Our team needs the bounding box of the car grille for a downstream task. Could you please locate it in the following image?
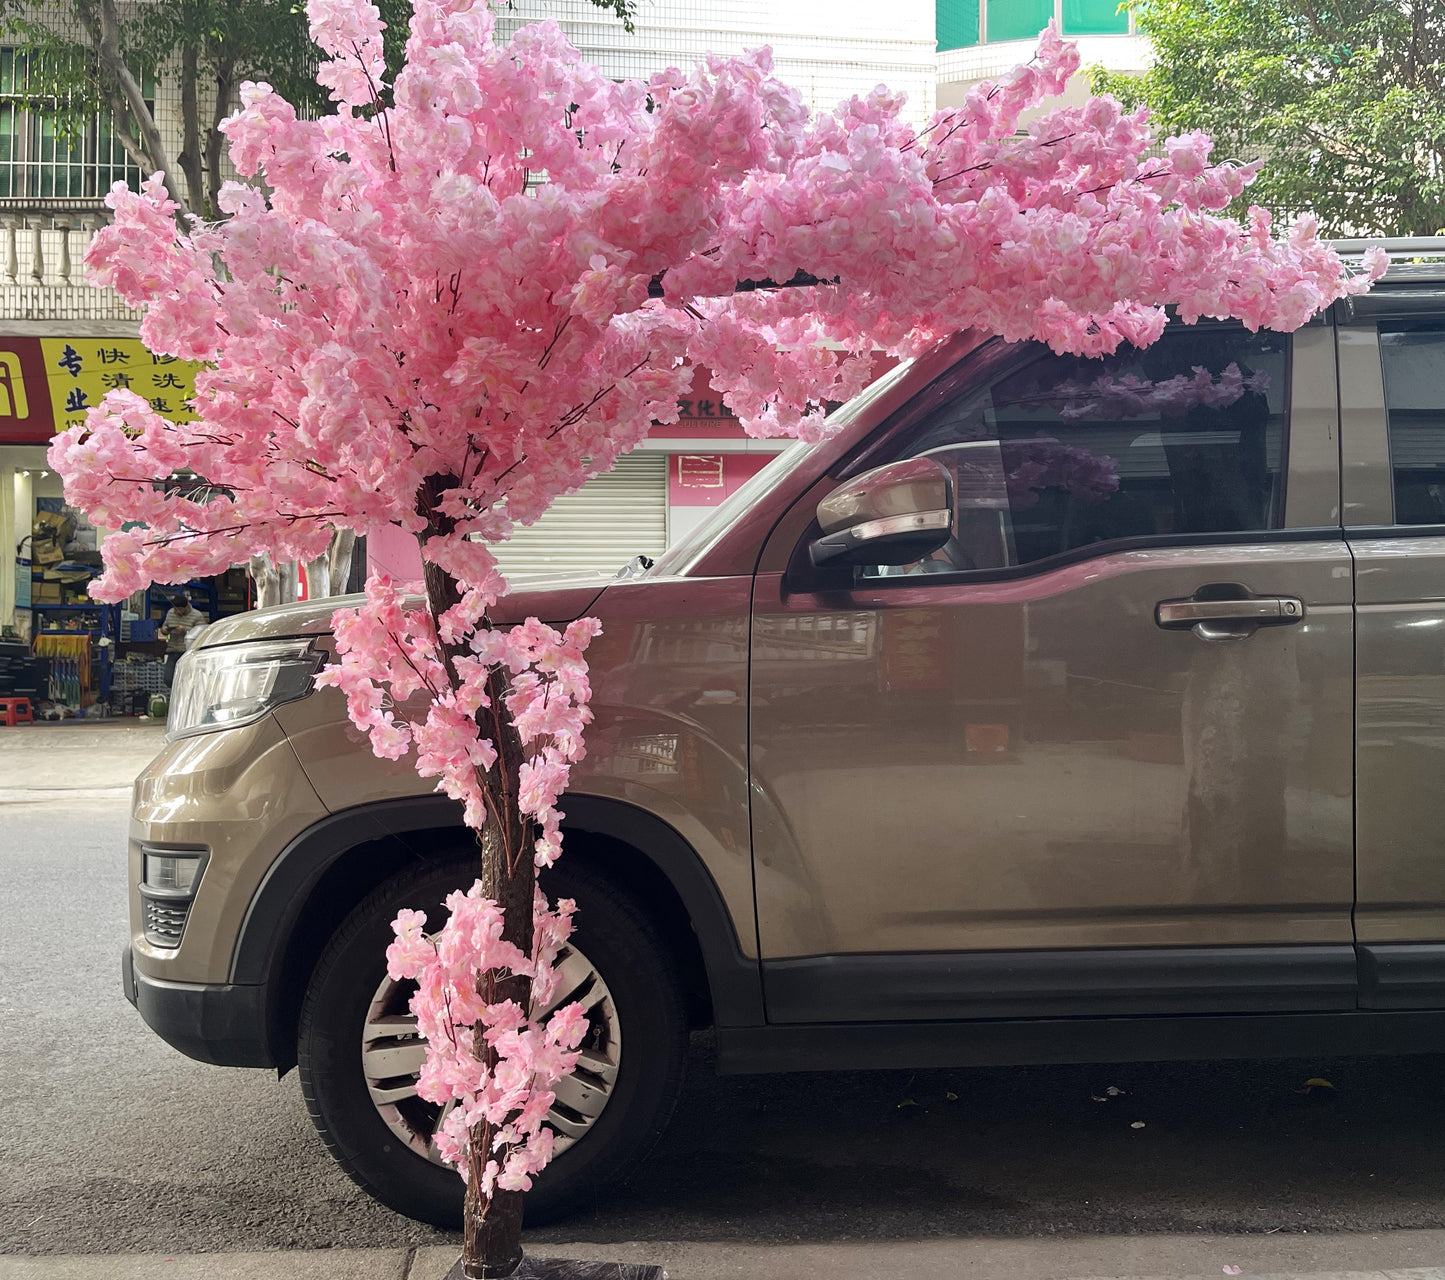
[143,897,192,948]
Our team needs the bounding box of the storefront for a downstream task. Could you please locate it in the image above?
[0,332,236,717]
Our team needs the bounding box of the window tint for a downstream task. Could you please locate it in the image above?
[864,326,1290,578]
[1380,324,1445,526]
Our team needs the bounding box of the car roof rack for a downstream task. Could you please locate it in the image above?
[1329,236,1445,260]
[1326,237,1445,288]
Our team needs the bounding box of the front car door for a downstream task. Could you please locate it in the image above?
[749,321,1357,1023]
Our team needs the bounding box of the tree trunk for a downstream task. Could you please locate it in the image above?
[305,530,357,600]
[248,555,298,608]
[205,53,237,218]
[90,0,187,211]
[177,41,206,217]
[419,475,534,1279]
[461,799,533,1280]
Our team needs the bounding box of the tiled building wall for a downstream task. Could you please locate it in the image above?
[497,0,937,126]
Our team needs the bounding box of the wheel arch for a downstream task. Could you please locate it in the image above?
[233,794,763,1072]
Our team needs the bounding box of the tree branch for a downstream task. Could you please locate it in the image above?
[645,266,837,299]
[88,0,187,211]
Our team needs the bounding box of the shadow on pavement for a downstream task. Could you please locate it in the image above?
[528,1034,1445,1244]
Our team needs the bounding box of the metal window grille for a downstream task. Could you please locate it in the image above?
[0,48,151,200]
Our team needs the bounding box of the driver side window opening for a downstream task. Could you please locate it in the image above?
[864,326,1291,579]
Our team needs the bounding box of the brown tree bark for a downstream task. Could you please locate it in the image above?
[177,41,206,216]
[418,474,535,1279]
[205,53,238,218]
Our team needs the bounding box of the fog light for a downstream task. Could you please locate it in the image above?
[140,847,208,948]
[144,852,204,892]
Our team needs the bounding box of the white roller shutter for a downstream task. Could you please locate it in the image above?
[491,451,669,582]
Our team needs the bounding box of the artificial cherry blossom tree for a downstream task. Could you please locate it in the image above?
[50,1,1383,1274]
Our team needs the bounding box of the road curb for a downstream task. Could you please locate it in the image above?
[6,1238,1445,1280]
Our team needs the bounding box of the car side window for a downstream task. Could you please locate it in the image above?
[1380,323,1445,526]
[862,326,1290,578]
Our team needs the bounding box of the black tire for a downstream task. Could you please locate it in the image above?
[297,852,689,1227]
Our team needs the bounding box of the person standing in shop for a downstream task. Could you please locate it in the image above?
[161,592,207,690]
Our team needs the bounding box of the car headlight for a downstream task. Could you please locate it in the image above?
[167,638,323,739]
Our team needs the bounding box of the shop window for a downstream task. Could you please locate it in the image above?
[1380,323,1445,526]
[863,325,1290,578]
[0,48,151,200]
[1062,0,1130,35]
[937,0,981,50]
[985,0,1054,43]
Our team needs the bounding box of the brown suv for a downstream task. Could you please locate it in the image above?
[124,250,1445,1226]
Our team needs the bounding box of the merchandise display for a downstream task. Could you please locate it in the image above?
[5,485,246,718]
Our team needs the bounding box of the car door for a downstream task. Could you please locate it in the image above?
[748,320,1358,1023]
[1341,297,1445,1009]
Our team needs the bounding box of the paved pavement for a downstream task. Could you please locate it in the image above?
[0,718,166,799]
[5,1237,1445,1279]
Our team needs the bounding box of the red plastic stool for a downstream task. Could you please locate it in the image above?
[0,697,33,726]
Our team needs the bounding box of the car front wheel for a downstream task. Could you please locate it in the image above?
[297,852,689,1226]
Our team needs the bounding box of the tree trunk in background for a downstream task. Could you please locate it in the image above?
[305,529,357,600]
[89,0,186,210]
[248,556,298,608]
[205,53,237,218]
[177,41,205,215]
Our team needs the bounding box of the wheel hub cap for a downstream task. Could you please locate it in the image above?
[361,942,622,1166]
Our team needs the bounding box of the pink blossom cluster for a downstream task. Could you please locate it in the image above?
[324,574,600,1186]
[1051,363,1271,421]
[385,883,587,1192]
[316,574,598,860]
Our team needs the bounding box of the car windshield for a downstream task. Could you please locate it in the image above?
[648,439,817,577]
[649,356,919,577]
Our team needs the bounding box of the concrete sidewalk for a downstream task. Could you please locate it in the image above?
[5,1235,1445,1280]
[0,719,167,799]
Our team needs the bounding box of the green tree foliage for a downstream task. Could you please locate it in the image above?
[3,0,637,218]
[1090,0,1445,237]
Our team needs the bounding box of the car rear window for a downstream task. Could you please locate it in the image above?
[1380,322,1445,526]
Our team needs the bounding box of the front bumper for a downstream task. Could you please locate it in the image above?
[122,946,276,1069]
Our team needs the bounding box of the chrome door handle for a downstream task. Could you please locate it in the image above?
[1156,597,1304,627]
[1156,594,1305,639]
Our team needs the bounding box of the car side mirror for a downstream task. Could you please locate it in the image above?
[809,457,954,568]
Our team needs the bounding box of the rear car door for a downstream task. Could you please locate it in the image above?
[748,321,1358,1023]
[1342,288,1445,1008]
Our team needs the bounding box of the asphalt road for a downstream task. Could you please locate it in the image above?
[6,793,1445,1257]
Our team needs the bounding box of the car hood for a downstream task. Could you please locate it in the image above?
[194,570,614,648]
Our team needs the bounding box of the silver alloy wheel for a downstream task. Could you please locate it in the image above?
[361,942,623,1166]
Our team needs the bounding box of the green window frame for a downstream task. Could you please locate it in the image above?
[985,0,1055,43]
[1062,0,1130,35]
[939,1,1134,46]
[937,0,981,50]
